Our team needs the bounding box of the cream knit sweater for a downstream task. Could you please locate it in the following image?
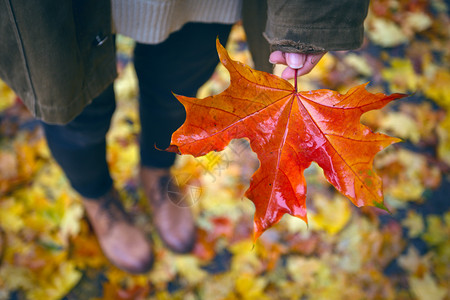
[112,0,242,44]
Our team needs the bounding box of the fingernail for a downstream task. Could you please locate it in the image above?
[286,53,304,69]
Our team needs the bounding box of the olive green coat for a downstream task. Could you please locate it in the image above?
[0,0,369,124]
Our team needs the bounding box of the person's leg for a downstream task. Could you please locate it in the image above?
[41,84,153,273]
[134,22,233,168]
[134,22,233,253]
[42,84,116,198]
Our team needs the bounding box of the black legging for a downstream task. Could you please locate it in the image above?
[42,22,232,198]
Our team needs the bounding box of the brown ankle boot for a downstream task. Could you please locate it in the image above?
[82,188,153,273]
[140,167,196,253]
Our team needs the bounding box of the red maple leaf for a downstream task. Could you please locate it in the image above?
[167,40,406,239]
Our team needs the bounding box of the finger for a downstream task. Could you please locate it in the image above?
[295,52,326,76]
[280,52,327,79]
[269,51,286,64]
[280,67,297,80]
[285,53,306,69]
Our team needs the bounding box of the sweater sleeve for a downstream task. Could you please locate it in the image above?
[264,0,370,54]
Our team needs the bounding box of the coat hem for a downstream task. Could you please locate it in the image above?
[35,60,117,125]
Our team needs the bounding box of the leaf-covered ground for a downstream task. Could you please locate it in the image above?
[0,1,449,299]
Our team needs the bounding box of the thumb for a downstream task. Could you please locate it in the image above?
[285,53,306,69]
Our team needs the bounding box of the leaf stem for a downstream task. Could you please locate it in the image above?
[294,69,298,92]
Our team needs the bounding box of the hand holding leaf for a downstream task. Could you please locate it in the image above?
[167,40,406,238]
[269,51,327,79]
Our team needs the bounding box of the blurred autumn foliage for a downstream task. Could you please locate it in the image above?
[0,1,449,299]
